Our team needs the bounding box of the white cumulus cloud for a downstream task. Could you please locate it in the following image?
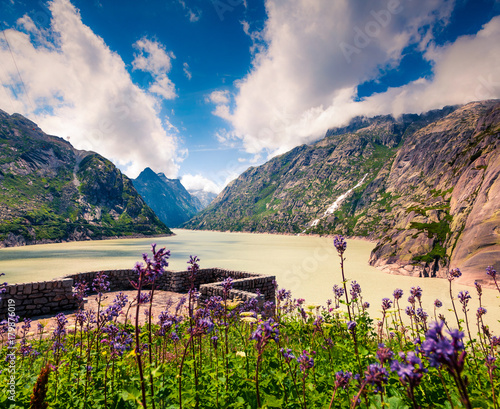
[216,0,500,157]
[132,37,176,100]
[0,0,179,178]
[181,174,223,194]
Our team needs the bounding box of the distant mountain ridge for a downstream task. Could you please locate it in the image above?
[0,110,171,246]
[132,168,201,227]
[184,100,500,285]
[188,189,217,210]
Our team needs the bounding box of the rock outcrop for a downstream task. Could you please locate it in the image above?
[0,110,171,246]
[184,101,500,284]
[132,168,201,227]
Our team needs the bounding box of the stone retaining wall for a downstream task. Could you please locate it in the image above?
[0,279,77,317]
[0,268,275,318]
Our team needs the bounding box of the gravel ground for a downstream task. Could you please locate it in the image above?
[23,290,187,336]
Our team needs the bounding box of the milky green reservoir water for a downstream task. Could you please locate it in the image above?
[0,229,498,331]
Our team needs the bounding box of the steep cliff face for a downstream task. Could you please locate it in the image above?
[0,110,170,246]
[369,101,500,285]
[184,101,500,284]
[132,168,200,227]
[184,106,457,234]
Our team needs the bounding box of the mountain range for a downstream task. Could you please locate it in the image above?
[184,100,500,285]
[0,109,171,246]
[132,167,204,228]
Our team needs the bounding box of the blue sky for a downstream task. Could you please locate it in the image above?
[1,0,500,193]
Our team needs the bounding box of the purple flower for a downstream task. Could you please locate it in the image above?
[376,344,394,365]
[410,286,422,300]
[102,324,133,358]
[332,284,344,308]
[53,313,68,338]
[137,292,151,304]
[448,268,462,281]
[364,363,388,394]
[416,308,428,320]
[474,281,482,296]
[350,281,361,301]
[333,284,344,298]
[363,302,370,309]
[434,299,442,308]
[486,355,497,370]
[381,298,392,311]
[134,245,170,286]
[393,289,403,300]
[420,321,465,371]
[405,306,415,316]
[486,266,497,278]
[334,371,352,389]
[281,348,295,363]
[72,282,88,305]
[92,272,110,294]
[191,317,214,336]
[347,320,357,331]
[296,350,314,373]
[250,318,279,352]
[457,291,471,308]
[277,288,291,302]
[334,235,347,254]
[476,307,487,318]
[211,335,218,348]
[104,292,128,321]
[221,277,233,295]
[390,351,427,388]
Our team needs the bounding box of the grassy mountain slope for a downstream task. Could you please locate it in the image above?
[184,101,500,283]
[0,110,170,246]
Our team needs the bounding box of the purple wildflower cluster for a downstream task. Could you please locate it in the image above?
[381,298,392,312]
[72,281,88,306]
[332,284,344,308]
[104,292,128,322]
[457,291,471,309]
[350,281,361,301]
[486,266,496,278]
[364,363,389,394]
[250,318,279,352]
[133,244,170,287]
[280,348,295,364]
[92,272,110,295]
[101,324,134,358]
[448,267,462,281]
[296,350,315,373]
[390,351,427,394]
[420,321,465,370]
[393,288,403,300]
[334,370,352,389]
[333,235,347,254]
